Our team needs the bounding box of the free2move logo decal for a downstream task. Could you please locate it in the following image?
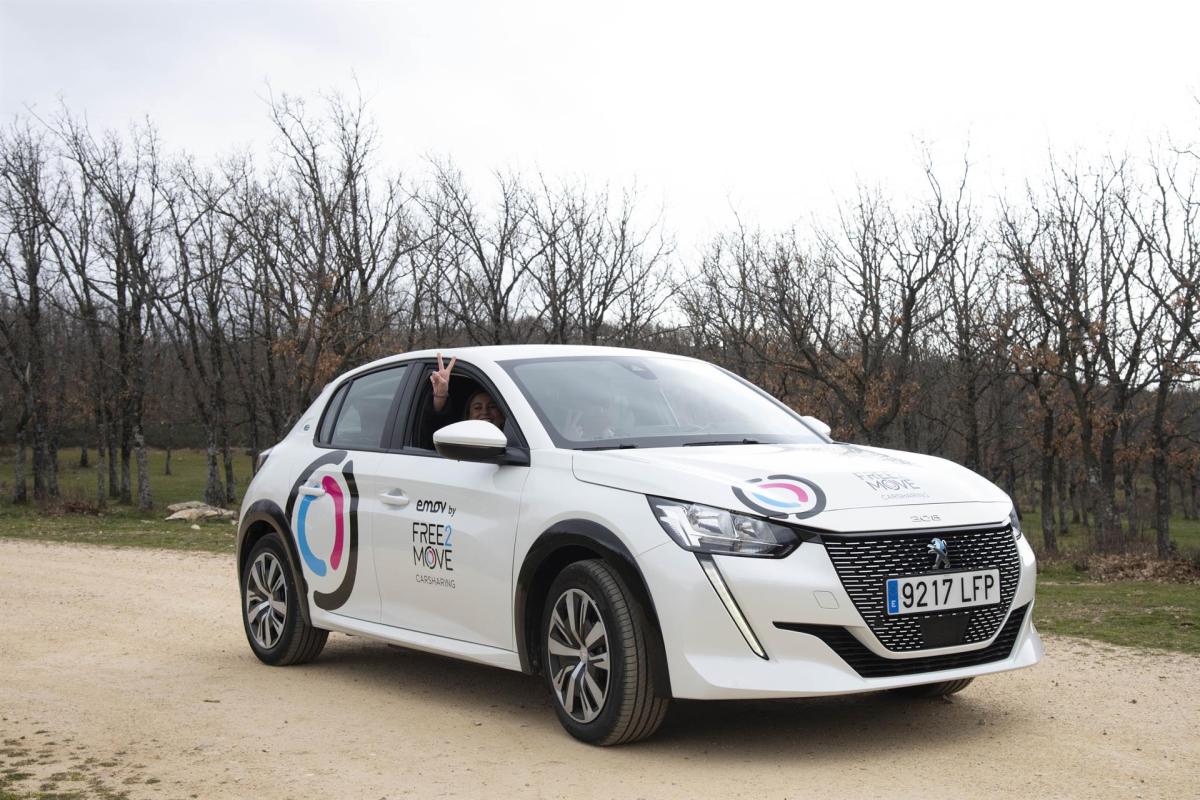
[732,474,826,519]
[285,450,360,612]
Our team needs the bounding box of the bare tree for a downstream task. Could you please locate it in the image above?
[529,180,671,345]
[420,164,543,345]
[161,158,240,505]
[1124,154,1200,556]
[54,112,166,510]
[0,122,62,502]
[1001,159,1155,552]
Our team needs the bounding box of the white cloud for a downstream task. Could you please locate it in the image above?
[3,0,1198,247]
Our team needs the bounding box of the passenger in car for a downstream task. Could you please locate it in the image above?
[429,353,506,430]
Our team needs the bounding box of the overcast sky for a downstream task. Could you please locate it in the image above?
[3,0,1199,250]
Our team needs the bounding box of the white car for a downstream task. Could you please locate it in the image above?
[237,345,1041,744]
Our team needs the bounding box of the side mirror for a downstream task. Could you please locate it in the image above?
[433,420,509,462]
[801,415,832,439]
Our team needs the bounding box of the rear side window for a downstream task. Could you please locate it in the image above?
[324,366,408,450]
[317,383,350,443]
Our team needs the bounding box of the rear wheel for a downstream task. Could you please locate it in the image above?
[241,533,327,666]
[892,677,974,698]
[541,559,669,745]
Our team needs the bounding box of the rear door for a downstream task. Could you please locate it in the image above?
[368,358,531,650]
[290,364,410,623]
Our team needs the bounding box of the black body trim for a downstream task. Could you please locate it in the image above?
[797,520,1010,540]
[312,459,361,611]
[237,499,313,626]
[313,362,415,453]
[514,520,670,695]
[774,603,1030,679]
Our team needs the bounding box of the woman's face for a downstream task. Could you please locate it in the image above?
[467,392,506,429]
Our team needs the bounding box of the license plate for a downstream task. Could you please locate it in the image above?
[885,569,1000,616]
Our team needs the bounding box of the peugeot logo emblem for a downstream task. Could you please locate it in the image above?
[927,537,951,570]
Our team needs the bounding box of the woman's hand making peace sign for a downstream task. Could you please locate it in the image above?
[430,352,456,413]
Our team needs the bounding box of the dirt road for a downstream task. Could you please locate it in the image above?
[1,539,1195,799]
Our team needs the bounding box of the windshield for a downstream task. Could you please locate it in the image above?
[501,356,825,449]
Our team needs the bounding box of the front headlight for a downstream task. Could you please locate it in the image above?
[649,496,801,558]
[1009,507,1023,540]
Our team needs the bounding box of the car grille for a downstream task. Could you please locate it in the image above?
[820,524,1021,652]
[774,604,1030,678]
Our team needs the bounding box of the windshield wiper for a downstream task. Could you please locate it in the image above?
[577,443,639,451]
[682,438,761,447]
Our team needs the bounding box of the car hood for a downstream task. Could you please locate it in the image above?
[572,442,1012,532]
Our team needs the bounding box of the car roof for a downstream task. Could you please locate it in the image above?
[345,344,698,378]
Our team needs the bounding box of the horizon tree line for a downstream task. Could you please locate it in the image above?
[1,94,1198,559]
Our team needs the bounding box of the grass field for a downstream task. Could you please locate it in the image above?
[0,448,239,553]
[1034,563,1199,653]
[0,449,1196,654]
[1021,507,1200,559]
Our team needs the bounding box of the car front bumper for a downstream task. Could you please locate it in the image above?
[638,529,1042,700]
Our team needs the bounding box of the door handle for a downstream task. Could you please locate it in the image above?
[380,489,410,508]
[298,484,326,497]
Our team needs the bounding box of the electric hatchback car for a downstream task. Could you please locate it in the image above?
[237,345,1041,744]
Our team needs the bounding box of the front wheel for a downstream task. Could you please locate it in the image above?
[241,533,327,666]
[541,559,669,745]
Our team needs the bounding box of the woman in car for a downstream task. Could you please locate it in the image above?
[430,353,506,429]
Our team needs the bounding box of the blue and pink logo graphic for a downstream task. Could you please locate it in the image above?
[732,474,826,519]
[286,451,360,612]
[297,475,346,577]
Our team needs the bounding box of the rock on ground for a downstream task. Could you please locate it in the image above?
[164,503,236,522]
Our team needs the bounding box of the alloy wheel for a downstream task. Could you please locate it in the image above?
[546,588,611,723]
[246,551,288,650]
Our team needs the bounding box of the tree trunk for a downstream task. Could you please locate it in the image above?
[962,379,981,473]
[1069,474,1081,524]
[30,401,57,502]
[1191,470,1200,522]
[79,443,89,469]
[106,424,120,500]
[1096,427,1121,552]
[13,418,28,504]
[1040,409,1058,556]
[119,434,132,505]
[94,427,106,509]
[203,434,224,507]
[1122,462,1138,542]
[1005,463,1019,518]
[1152,445,1172,559]
[164,447,173,476]
[222,444,236,506]
[1055,457,1069,537]
[134,425,152,511]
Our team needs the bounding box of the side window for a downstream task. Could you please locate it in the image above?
[317,383,350,444]
[401,364,521,452]
[325,366,408,451]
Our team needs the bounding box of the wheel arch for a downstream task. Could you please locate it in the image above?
[237,499,313,626]
[514,519,671,696]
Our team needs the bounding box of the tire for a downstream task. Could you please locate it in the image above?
[540,559,669,745]
[241,533,328,666]
[892,677,975,698]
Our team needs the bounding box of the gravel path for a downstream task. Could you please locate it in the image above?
[1,539,1195,799]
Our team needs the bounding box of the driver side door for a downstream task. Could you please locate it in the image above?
[367,359,531,650]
